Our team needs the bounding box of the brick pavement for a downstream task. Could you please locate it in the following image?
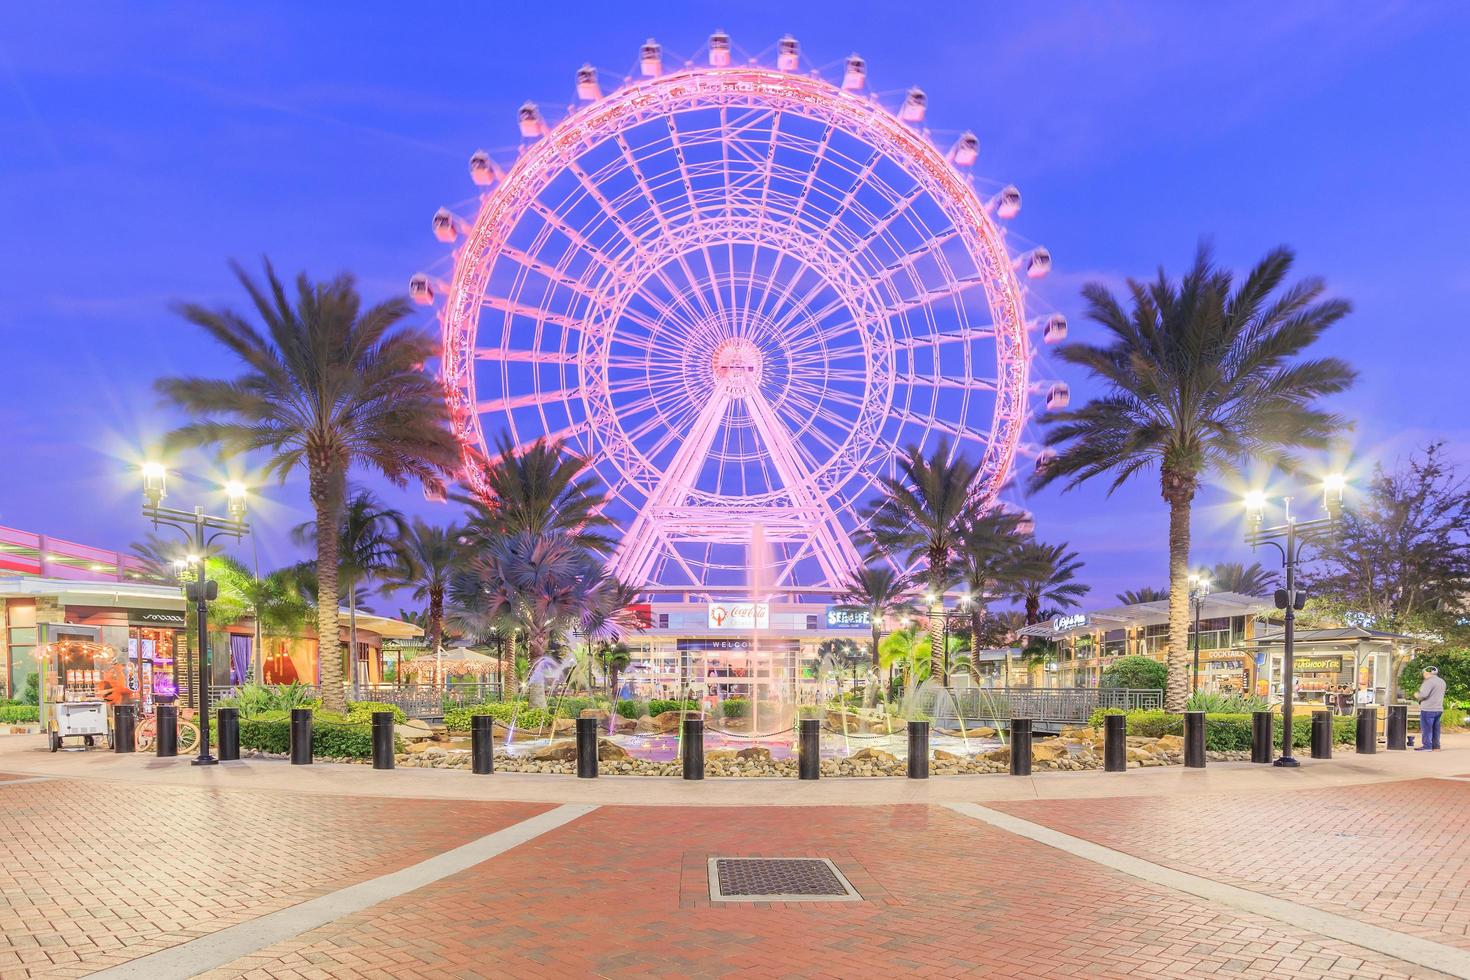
[208,804,1441,979]
[0,775,549,979]
[994,778,1470,957]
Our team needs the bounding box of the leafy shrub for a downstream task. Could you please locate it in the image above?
[615,699,644,719]
[1185,690,1269,713]
[1086,708,1355,750]
[216,681,318,718]
[1409,706,1466,730]
[345,701,406,724]
[443,700,555,733]
[237,708,393,759]
[647,699,697,716]
[0,704,39,723]
[22,674,39,706]
[1400,651,1470,703]
[1100,656,1167,691]
[720,698,749,719]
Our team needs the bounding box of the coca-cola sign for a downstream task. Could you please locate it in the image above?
[706,602,769,630]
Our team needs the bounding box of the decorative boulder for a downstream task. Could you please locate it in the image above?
[706,749,738,762]
[396,719,434,742]
[1030,741,1068,763]
[736,747,772,762]
[850,747,897,764]
[932,749,964,762]
[651,710,685,733]
[635,714,658,733]
[579,708,610,724]
[596,738,629,761]
[530,741,578,762]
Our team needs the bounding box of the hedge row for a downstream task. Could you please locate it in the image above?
[237,709,397,759]
[444,700,554,733]
[0,704,39,723]
[1087,709,1357,751]
[614,698,698,719]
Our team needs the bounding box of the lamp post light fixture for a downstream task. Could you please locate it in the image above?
[1244,475,1346,768]
[1188,573,1212,694]
[140,463,251,766]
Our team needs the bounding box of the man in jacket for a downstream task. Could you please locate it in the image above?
[1415,666,1447,751]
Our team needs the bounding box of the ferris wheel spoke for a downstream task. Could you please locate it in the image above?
[474,347,580,365]
[476,387,584,415]
[505,420,592,457]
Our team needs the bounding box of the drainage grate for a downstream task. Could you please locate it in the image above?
[708,857,862,902]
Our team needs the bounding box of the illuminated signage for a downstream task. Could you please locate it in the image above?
[825,607,871,629]
[707,602,769,630]
[1052,614,1090,632]
[1295,656,1343,673]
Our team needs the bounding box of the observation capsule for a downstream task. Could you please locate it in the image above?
[777,35,800,71]
[900,87,927,123]
[842,54,867,91]
[641,39,662,77]
[951,131,978,167]
[1046,383,1070,411]
[709,29,731,66]
[1043,314,1068,345]
[432,208,457,243]
[576,64,601,100]
[409,274,434,306]
[468,149,495,186]
[518,102,545,138]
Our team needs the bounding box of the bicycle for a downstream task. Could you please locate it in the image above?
[134,707,200,754]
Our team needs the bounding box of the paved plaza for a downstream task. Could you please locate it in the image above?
[3,737,1470,979]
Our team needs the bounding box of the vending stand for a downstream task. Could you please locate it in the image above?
[39,639,126,751]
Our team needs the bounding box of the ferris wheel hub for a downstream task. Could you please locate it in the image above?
[710,337,765,396]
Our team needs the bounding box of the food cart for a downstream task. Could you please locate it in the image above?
[39,640,127,751]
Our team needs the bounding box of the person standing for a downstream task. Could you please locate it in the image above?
[1415,665,1447,751]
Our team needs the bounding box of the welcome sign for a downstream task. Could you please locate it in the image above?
[707,603,769,630]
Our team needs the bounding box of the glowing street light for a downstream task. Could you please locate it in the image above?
[1188,573,1212,693]
[142,462,168,507]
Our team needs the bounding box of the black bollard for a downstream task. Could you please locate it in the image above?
[217,707,239,761]
[798,718,820,780]
[371,711,394,770]
[112,704,135,753]
[290,708,313,765]
[1311,710,1333,759]
[1010,718,1032,776]
[682,714,704,780]
[155,704,178,758]
[471,714,494,774]
[1356,707,1377,754]
[906,720,929,779]
[1251,710,1274,764]
[1184,711,1206,768]
[1104,713,1127,772]
[576,717,598,778]
[1386,704,1407,751]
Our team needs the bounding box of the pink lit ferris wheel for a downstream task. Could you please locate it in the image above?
[426,33,1047,592]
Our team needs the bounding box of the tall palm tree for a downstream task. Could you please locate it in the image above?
[157,260,457,712]
[1205,561,1278,596]
[214,557,309,682]
[1115,586,1168,605]
[295,490,406,697]
[834,565,912,671]
[863,438,984,683]
[599,641,633,702]
[459,434,615,552]
[1033,243,1356,710]
[388,518,467,671]
[1010,541,1090,626]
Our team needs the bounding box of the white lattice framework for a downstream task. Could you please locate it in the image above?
[437,55,1033,591]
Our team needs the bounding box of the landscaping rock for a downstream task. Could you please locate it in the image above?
[579,708,610,723]
[1030,741,1068,763]
[651,710,685,733]
[530,741,578,762]
[597,738,629,762]
[635,714,658,733]
[849,747,897,764]
[933,749,964,762]
[736,747,772,762]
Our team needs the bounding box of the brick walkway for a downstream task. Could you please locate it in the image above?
[208,804,1441,979]
[0,773,548,978]
[994,778,1470,957]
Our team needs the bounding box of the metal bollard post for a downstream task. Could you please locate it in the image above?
[906,720,929,779]
[290,708,313,765]
[1184,710,1206,768]
[217,707,240,761]
[1356,707,1377,754]
[471,714,494,774]
[576,717,598,778]
[1385,704,1407,751]
[1251,710,1274,764]
[1010,718,1032,776]
[371,711,394,770]
[681,714,704,780]
[112,704,136,753]
[156,704,178,758]
[1104,713,1126,772]
[1311,710,1333,759]
[798,718,820,780]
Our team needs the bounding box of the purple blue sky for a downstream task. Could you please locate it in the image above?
[2,3,1467,609]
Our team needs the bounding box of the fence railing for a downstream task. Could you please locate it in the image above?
[926,687,1163,726]
[207,683,504,718]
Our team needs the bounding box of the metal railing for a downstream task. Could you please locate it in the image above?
[206,682,504,718]
[924,687,1162,726]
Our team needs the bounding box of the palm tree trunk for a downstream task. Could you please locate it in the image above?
[427,585,444,664]
[348,587,359,701]
[1163,473,1195,713]
[311,470,346,714]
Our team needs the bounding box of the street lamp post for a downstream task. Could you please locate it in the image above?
[1244,476,1344,768]
[1189,574,1212,694]
[141,464,250,766]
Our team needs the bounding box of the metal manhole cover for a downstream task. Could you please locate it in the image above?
[708,857,862,902]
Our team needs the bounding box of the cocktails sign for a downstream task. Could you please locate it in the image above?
[707,603,769,630]
[1052,613,1090,633]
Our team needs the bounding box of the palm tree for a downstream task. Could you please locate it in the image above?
[1033,243,1355,710]
[295,490,406,698]
[863,438,984,683]
[459,434,615,552]
[214,558,309,682]
[388,518,467,673]
[834,565,911,672]
[1115,586,1168,605]
[878,628,926,690]
[955,509,1035,661]
[599,641,633,702]
[1010,542,1089,627]
[1205,561,1278,596]
[157,260,457,712]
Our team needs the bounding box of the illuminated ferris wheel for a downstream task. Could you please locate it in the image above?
[422,32,1051,591]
